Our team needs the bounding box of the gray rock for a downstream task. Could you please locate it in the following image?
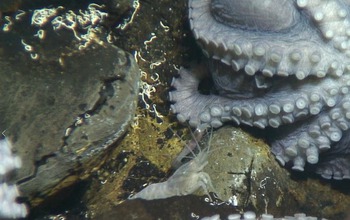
[0,9,140,205]
[204,127,295,211]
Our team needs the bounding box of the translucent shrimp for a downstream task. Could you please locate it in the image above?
[129,130,215,200]
[171,125,208,168]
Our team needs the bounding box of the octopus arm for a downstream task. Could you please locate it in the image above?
[271,98,350,177]
[170,68,349,130]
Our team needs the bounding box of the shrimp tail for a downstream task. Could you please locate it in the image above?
[128,181,174,200]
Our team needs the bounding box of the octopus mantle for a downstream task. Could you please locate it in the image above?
[169,0,350,180]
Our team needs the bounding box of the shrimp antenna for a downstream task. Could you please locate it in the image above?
[167,126,197,159]
[171,124,209,168]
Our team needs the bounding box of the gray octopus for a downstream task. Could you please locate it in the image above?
[169,0,350,180]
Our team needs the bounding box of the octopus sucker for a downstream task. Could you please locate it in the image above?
[170,0,350,179]
[189,0,350,78]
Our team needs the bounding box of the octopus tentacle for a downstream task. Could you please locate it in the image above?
[315,127,350,179]
[297,0,350,56]
[189,0,350,78]
[316,156,350,180]
[170,67,350,129]
[169,67,219,127]
[271,96,350,174]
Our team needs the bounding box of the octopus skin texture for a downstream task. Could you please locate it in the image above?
[169,0,350,180]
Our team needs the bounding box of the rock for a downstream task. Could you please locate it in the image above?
[0,0,21,13]
[203,127,291,210]
[0,5,140,206]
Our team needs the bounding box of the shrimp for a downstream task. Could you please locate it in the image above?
[129,129,215,200]
[171,124,208,168]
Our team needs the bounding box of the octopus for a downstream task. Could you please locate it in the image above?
[169,0,350,180]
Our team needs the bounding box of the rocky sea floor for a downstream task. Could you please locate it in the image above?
[0,0,349,219]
